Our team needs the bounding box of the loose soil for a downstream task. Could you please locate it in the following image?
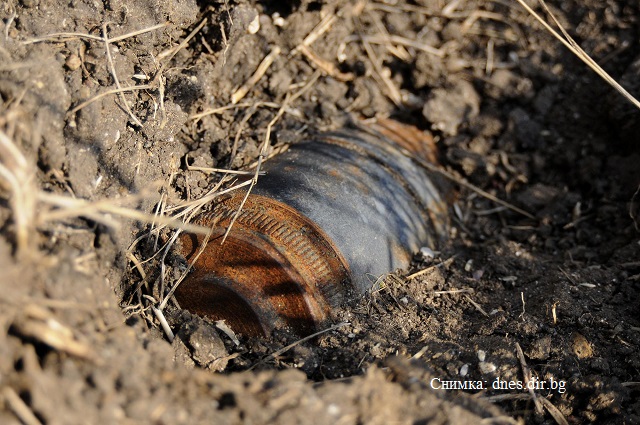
[1,0,639,424]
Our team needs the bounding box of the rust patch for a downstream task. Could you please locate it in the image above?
[175,194,351,337]
[371,118,439,164]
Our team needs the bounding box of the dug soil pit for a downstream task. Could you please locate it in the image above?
[1,0,639,424]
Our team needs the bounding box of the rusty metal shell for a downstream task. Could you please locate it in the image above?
[175,120,449,336]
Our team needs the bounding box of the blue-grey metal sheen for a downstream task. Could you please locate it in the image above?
[252,125,448,294]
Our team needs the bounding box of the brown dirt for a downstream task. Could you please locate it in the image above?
[1,0,639,424]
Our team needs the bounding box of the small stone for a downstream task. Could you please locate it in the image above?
[65,54,82,71]
[465,259,473,272]
[420,247,435,259]
[247,15,260,34]
[478,361,496,374]
[459,364,469,377]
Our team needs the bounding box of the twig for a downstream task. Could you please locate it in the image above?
[513,0,640,110]
[298,45,354,81]
[152,305,174,342]
[24,22,168,44]
[221,71,319,244]
[250,321,350,370]
[36,191,211,235]
[515,342,543,416]
[464,294,489,317]
[157,18,206,63]
[103,23,142,127]
[406,152,535,219]
[433,288,474,295]
[407,255,458,280]
[231,46,281,104]
[2,387,43,425]
[67,84,154,117]
[539,397,569,425]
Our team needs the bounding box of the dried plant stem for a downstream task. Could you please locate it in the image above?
[67,84,154,117]
[2,387,42,425]
[513,0,640,110]
[103,23,142,127]
[221,71,320,244]
[24,22,168,44]
[37,192,211,235]
[0,130,36,255]
[515,342,543,416]
[231,46,281,104]
[250,321,350,370]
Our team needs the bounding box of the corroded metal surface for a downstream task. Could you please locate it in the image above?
[176,194,351,337]
[175,121,449,336]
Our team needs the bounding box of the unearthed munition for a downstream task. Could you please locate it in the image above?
[175,120,449,336]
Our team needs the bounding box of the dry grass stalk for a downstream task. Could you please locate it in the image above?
[631,184,640,231]
[410,153,535,219]
[30,20,200,125]
[103,23,142,127]
[407,255,458,280]
[185,158,266,176]
[66,84,154,117]
[463,294,489,317]
[2,387,43,425]
[360,35,402,106]
[24,22,168,44]
[289,12,356,80]
[298,45,355,81]
[11,304,96,360]
[221,100,288,243]
[157,18,206,62]
[221,70,320,244]
[366,1,468,19]
[231,46,281,104]
[37,191,211,235]
[433,287,474,295]
[515,342,543,416]
[298,13,336,49]
[250,321,350,370]
[514,0,640,110]
[351,34,445,57]
[539,396,569,425]
[189,101,280,121]
[0,130,36,255]
[152,305,174,342]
